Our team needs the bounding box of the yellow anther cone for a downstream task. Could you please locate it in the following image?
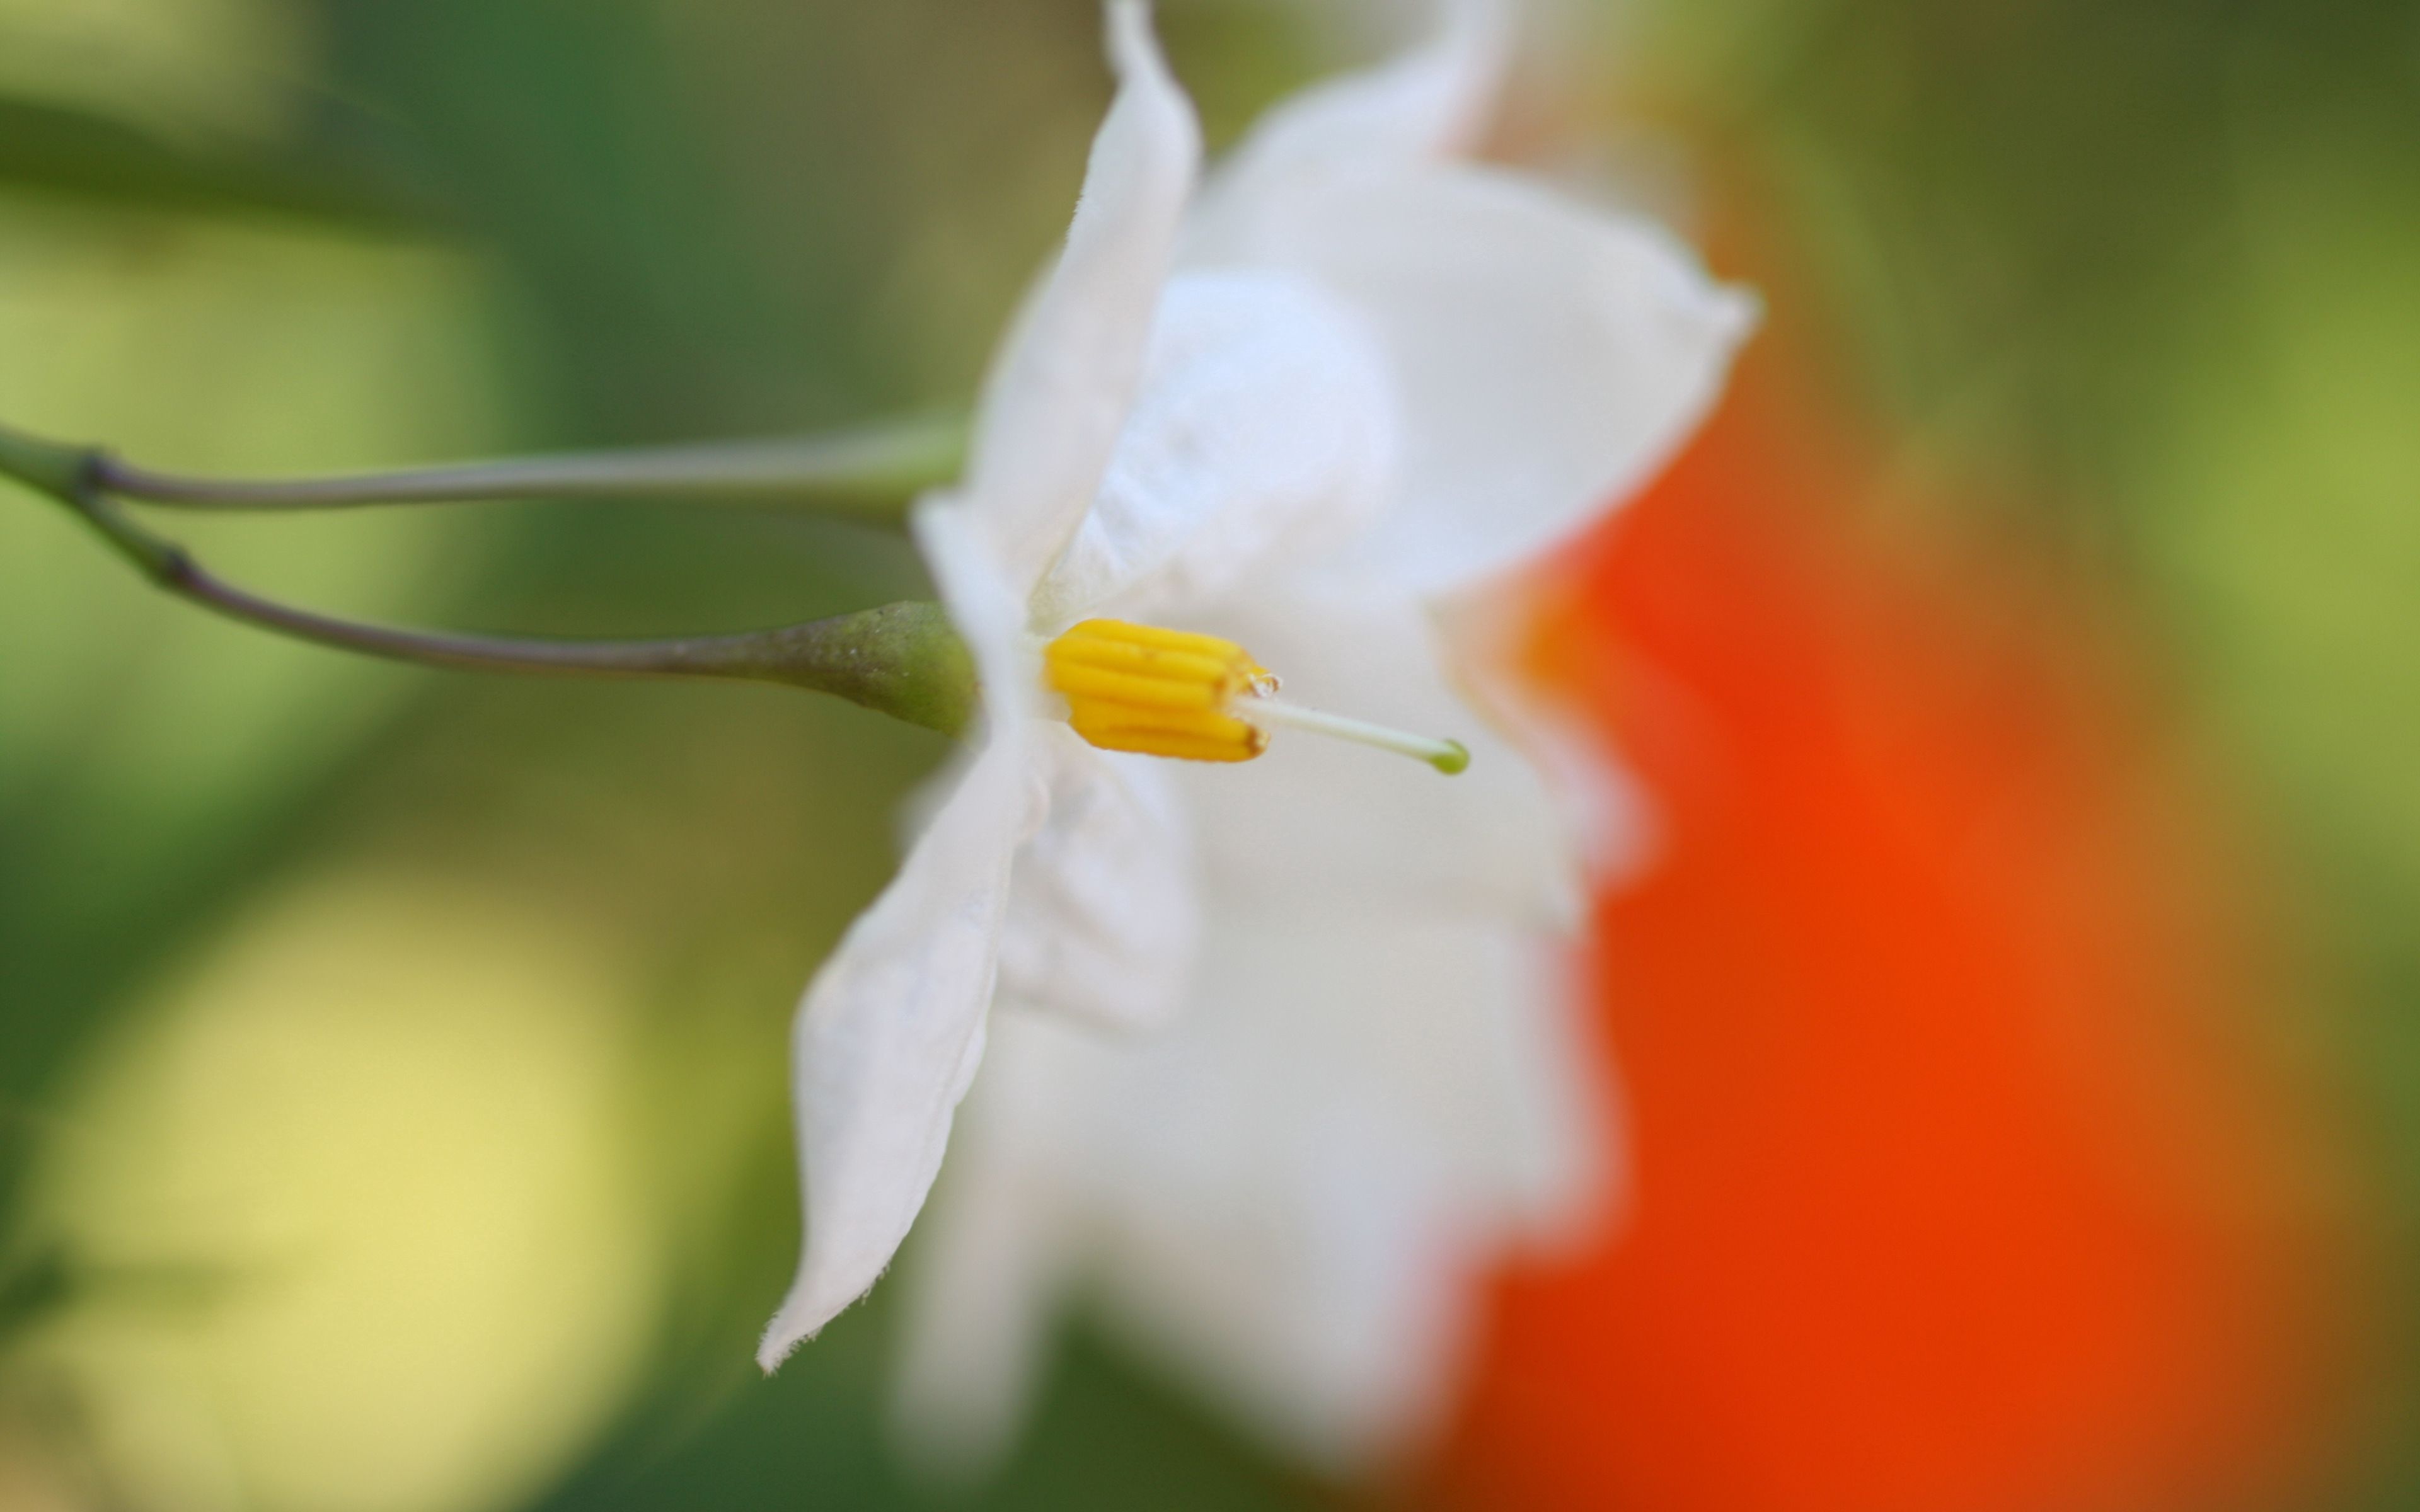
[1043,619,1270,762]
[1043,617,1467,775]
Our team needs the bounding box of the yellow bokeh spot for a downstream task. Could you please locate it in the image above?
[22,874,660,1512]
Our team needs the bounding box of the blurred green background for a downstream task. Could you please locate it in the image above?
[0,0,2414,1508]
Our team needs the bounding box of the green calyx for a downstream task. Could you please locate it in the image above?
[737,600,977,737]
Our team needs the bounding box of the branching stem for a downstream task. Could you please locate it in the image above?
[0,425,979,735]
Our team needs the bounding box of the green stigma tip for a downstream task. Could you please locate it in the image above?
[1429,740,1470,776]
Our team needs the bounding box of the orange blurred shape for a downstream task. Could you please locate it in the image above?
[1434,351,2359,1512]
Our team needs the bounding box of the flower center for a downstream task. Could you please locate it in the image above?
[1040,619,1468,774]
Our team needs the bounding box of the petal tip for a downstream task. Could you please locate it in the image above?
[1105,0,1150,59]
[1633,233,1762,349]
[755,1278,858,1375]
[1103,0,1200,162]
[1438,0,1515,77]
[755,1319,808,1377]
[1105,2,1172,97]
[1702,280,1765,344]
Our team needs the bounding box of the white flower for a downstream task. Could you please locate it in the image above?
[758,0,1753,1463]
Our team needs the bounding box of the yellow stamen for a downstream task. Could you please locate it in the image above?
[1044,619,1270,762]
[1040,617,1468,775]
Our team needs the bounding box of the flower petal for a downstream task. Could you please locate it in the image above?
[890,1017,1080,1476]
[996,729,1199,1033]
[756,730,1044,1370]
[1028,269,1397,627]
[961,1,1201,597]
[1188,0,1508,244]
[916,497,1035,725]
[906,907,1606,1470]
[1220,167,1756,593]
[1095,910,1606,1467]
[1439,587,1660,882]
[1174,582,1585,927]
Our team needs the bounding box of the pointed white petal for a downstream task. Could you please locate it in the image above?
[997,731,1199,1032]
[1028,269,1398,627]
[1189,0,1508,254]
[962,1,1201,597]
[756,731,1045,1370]
[1224,168,1754,593]
[760,390,1061,1372]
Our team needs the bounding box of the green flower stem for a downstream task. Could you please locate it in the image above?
[0,423,91,505]
[167,561,978,735]
[4,446,978,736]
[0,412,965,516]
